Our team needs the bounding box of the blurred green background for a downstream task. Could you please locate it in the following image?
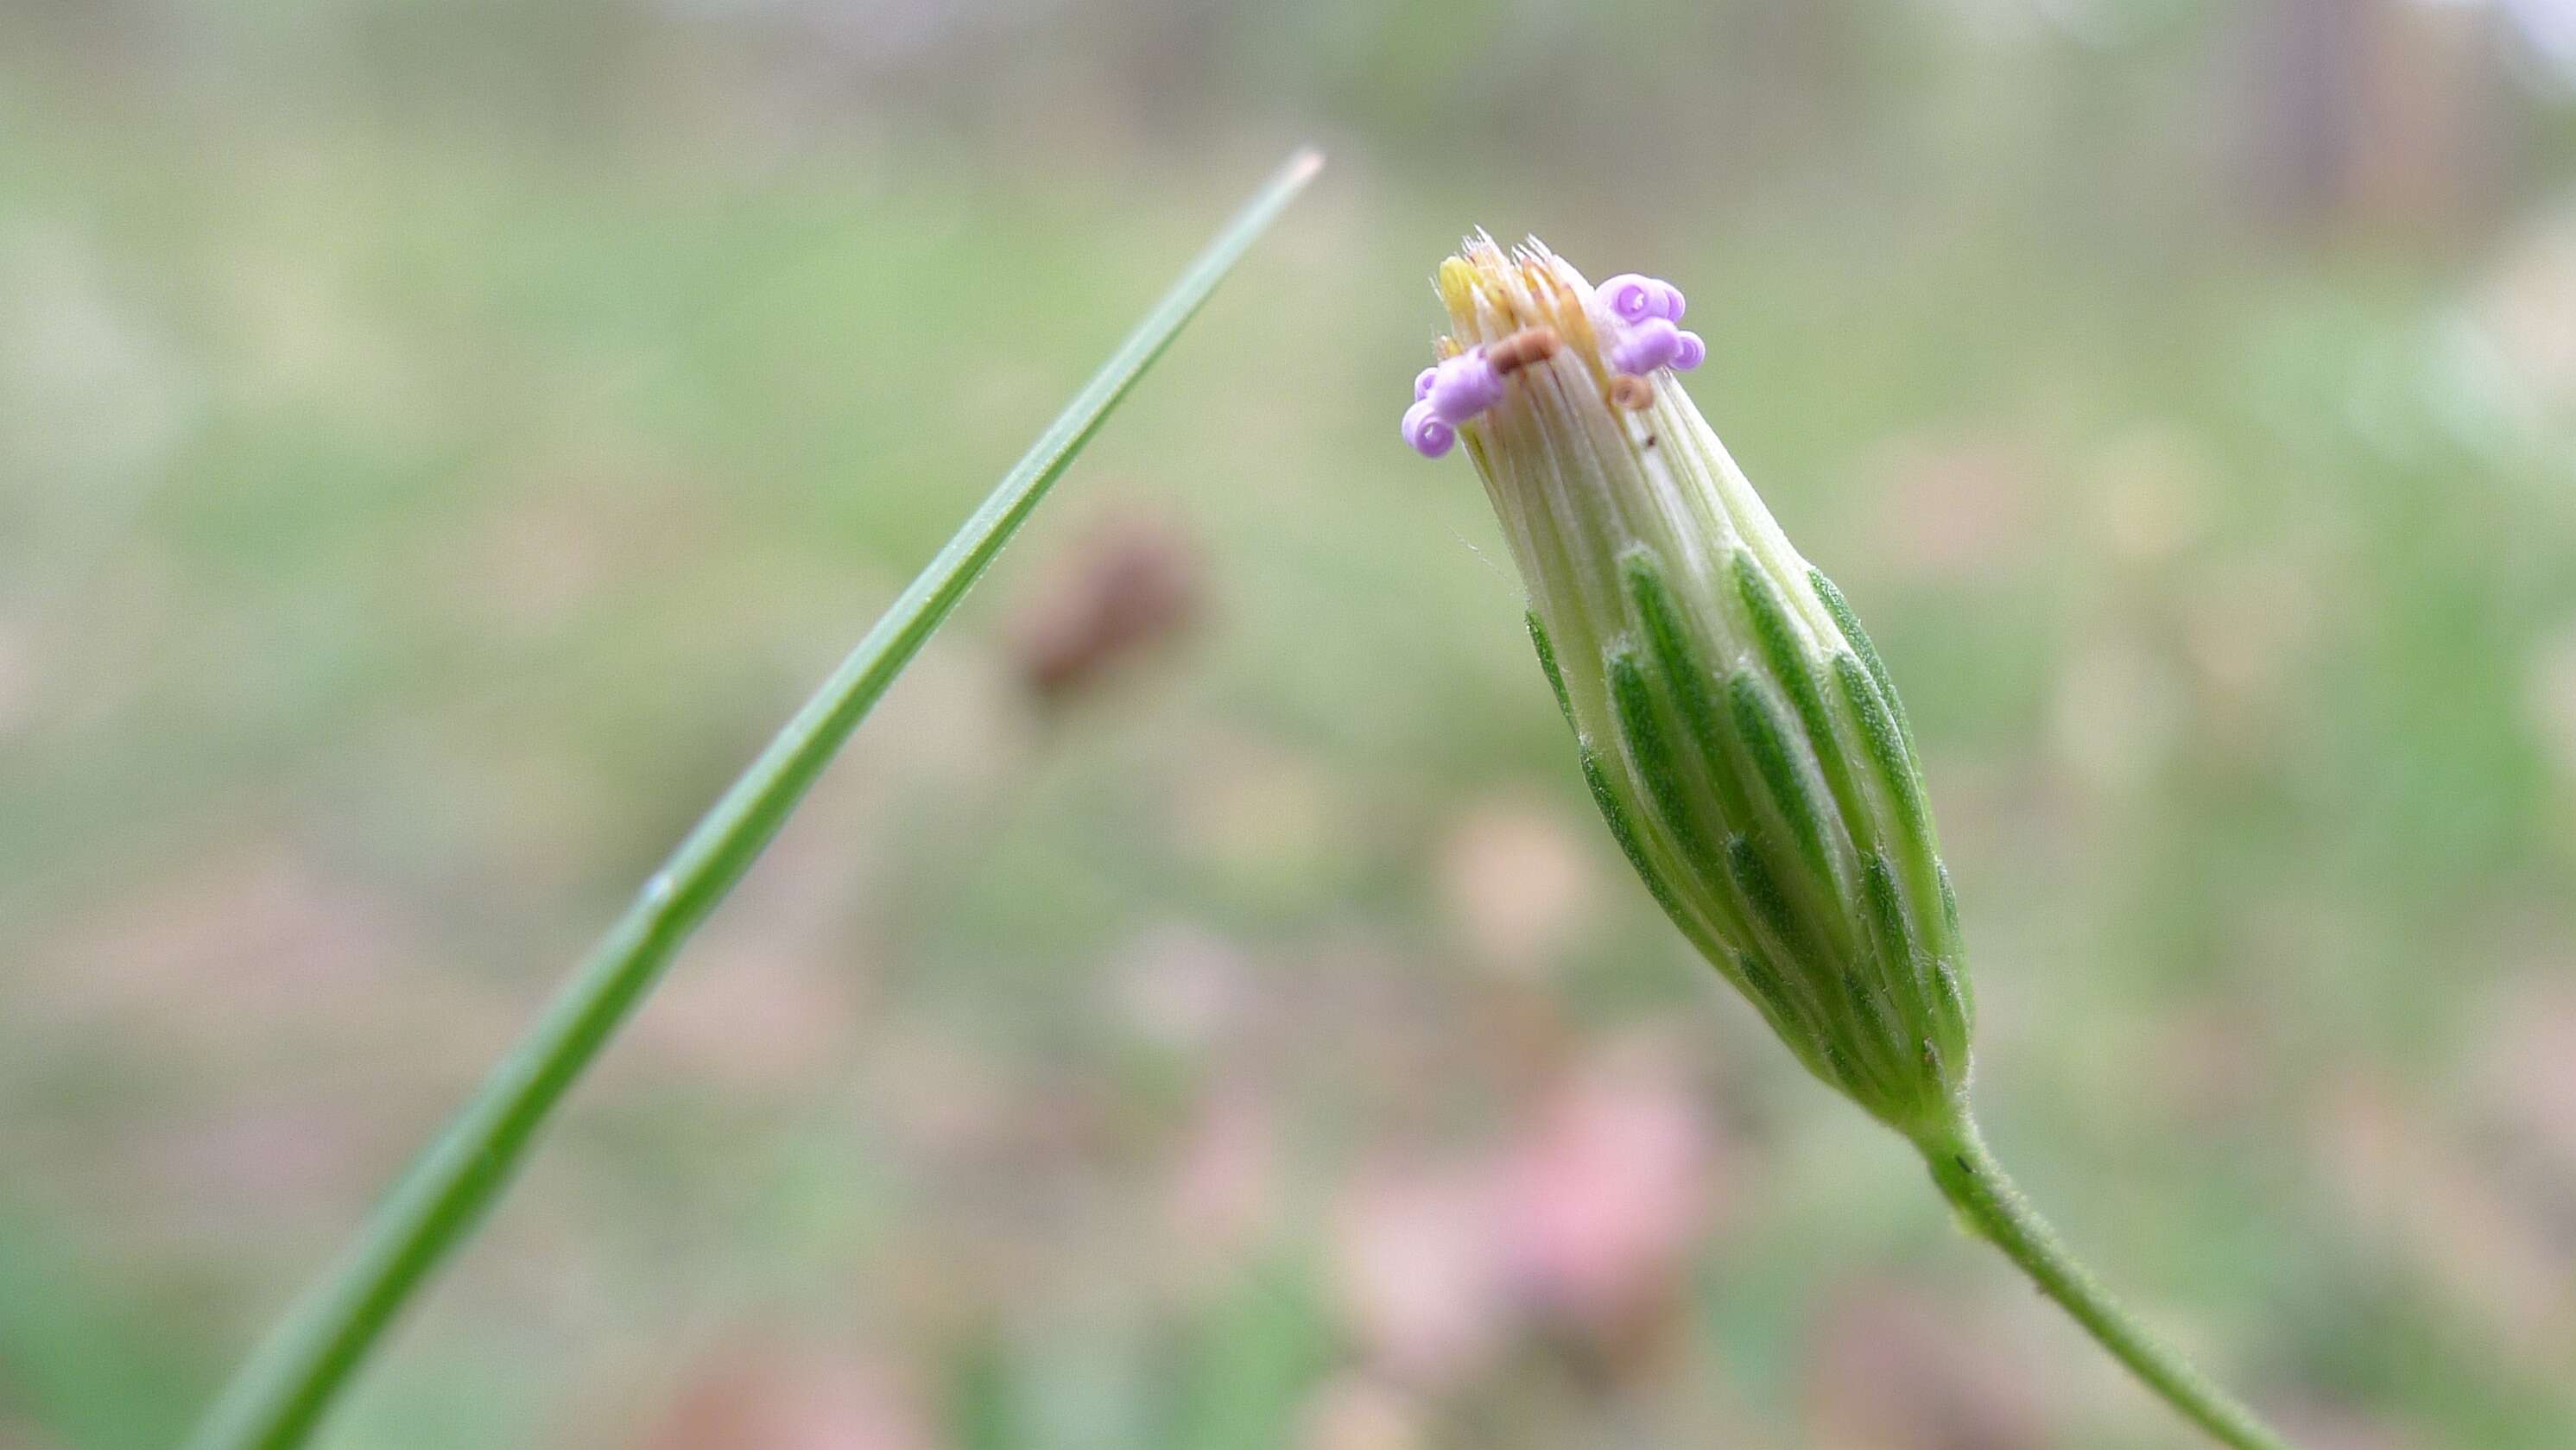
[6,1,2576,1446]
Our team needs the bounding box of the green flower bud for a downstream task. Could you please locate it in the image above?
[1430,237,1972,1132]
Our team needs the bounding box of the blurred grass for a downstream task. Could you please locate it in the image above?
[6,3,2576,1447]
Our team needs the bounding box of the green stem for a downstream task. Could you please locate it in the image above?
[1917,1114,2296,1450]
[179,147,1321,1450]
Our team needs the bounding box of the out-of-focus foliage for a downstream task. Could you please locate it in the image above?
[4,2,2575,1447]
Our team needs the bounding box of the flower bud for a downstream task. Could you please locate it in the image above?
[1417,236,1972,1132]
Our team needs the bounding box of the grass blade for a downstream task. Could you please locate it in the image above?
[180,146,1322,1450]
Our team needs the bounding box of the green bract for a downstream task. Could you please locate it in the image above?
[1438,237,1970,1132]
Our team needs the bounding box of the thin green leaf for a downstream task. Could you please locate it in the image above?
[180,147,1322,1450]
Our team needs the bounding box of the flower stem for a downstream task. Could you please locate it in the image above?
[1915,1114,2297,1450]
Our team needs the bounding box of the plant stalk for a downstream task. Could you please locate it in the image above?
[179,147,1321,1450]
[1916,1113,2296,1450]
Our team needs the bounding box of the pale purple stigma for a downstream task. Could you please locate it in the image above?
[1607,318,1682,376]
[1601,272,1687,323]
[1425,352,1505,423]
[1601,274,1659,324]
[1402,401,1455,458]
[1401,352,1503,459]
[1672,329,1706,370]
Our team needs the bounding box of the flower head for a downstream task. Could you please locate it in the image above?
[1409,235,1972,1132]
